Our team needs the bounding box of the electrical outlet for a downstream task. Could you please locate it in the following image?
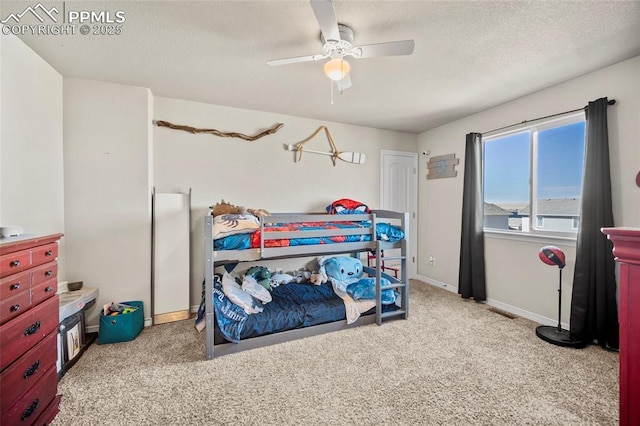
[428,255,436,266]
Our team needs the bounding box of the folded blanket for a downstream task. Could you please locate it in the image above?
[331,281,375,324]
[213,213,259,240]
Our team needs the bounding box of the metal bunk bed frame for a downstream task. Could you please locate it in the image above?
[204,210,409,359]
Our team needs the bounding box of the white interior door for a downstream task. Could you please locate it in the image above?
[380,150,418,278]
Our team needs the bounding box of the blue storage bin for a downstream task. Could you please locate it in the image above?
[98,301,144,344]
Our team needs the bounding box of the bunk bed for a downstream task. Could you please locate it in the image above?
[203,209,409,359]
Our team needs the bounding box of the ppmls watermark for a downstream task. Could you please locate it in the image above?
[1,2,126,36]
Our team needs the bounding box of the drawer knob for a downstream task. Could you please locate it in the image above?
[45,250,53,256]
[10,304,20,312]
[21,399,40,421]
[23,360,40,378]
[44,270,53,277]
[9,260,20,267]
[10,283,20,291]
[45,286,53,292]
[23,320,41,336]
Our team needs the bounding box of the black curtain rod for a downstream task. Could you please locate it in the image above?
[482,99,616,135]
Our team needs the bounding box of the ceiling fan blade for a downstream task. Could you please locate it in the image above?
[267,54,326,66]
[310,0,341,42]
[336,74,352,91]
[353,40,415,58]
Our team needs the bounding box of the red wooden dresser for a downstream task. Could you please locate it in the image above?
[602,227,640,426]
[0,234,63,426]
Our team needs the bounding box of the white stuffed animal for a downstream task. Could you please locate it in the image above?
[270,272,294,288]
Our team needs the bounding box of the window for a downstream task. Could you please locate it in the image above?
[483,113,586,236]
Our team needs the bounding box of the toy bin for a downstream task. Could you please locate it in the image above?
[98,301,144,344]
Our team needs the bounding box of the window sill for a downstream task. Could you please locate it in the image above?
[484,229,577,246]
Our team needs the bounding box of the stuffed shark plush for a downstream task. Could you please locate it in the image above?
[318,256,396,305]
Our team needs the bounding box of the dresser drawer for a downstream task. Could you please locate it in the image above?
[0,296,58,371]
[34,394,61,426]
[31,279,57,307]
[31,243,58,269]
[0,270,31,299]
[0,249,32,278]
[1,365,57,426]
[31,262,57,286]
[0,331,57,413]
[0,290,31,325]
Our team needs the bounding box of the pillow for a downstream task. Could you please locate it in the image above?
[212,213,260,240]
[326,198,370,215]
[376,223,405,242]
[221,272,263,314]
[242,275,272,304]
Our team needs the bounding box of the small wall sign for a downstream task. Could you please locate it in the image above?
[427,153,459,179]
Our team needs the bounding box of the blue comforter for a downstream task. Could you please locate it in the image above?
[214,221,404,251]
[213,277,346,343]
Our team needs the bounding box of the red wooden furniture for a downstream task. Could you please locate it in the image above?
[1,233,63,426]
[602,227,640,426]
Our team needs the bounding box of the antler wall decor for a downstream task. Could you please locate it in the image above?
[154,120,284,141]
[285,125,365,166]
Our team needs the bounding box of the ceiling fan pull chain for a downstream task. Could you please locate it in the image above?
[330,80,334,105]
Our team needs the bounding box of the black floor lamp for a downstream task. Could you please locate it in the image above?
[535,245,583,348]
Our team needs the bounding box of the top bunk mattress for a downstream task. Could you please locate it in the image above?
[214,219,404,251]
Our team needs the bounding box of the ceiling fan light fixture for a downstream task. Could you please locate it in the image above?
[324,57,351,81]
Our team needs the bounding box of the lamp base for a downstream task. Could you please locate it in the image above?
[535,325,584,348]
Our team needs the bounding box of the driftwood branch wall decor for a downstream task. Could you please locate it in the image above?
[154,120,284,141]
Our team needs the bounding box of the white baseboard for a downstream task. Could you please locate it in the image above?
[415,274,458,294]
[414,275,565,329]
[485,298,567,329]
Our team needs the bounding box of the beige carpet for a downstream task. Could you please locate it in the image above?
[53,281,618,425]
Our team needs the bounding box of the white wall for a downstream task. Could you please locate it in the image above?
[418,55,640,326]
[9,33,634,331]
[64,78,153,327]
[153,96,417,306]
[0,34,65,276]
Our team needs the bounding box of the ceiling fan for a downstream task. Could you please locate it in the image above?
[267,0,415,91]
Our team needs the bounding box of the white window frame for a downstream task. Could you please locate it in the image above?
[483,111,585,240]
[572,217,580,230]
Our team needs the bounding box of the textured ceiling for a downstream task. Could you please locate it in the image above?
[4,0,640,133]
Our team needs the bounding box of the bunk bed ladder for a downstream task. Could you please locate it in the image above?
[374,211,409,325]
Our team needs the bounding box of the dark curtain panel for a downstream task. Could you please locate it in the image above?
[458,132,486,301]
[570,97,619,350]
